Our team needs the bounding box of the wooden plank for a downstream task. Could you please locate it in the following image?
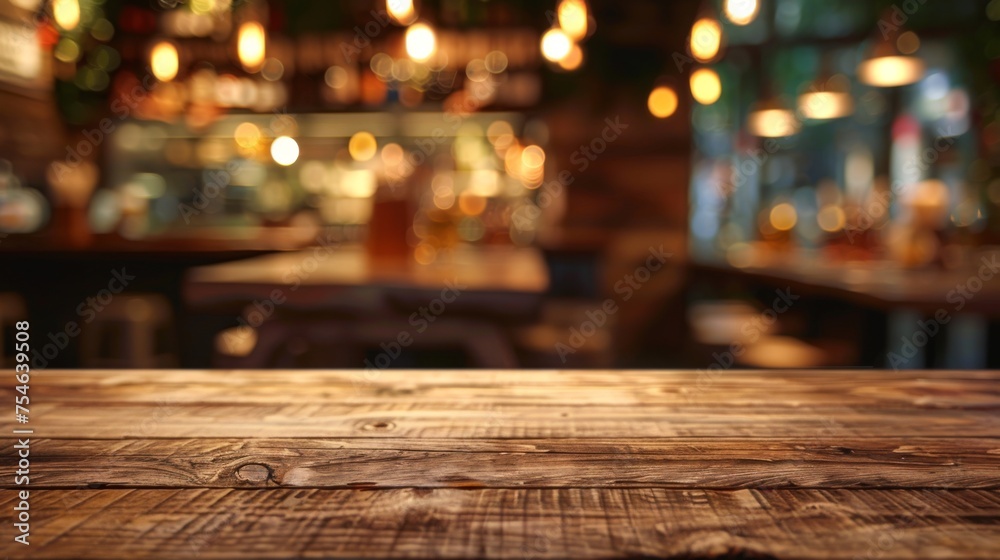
[11,377,1000,409]
[22,400,1000,438]
[5,437,999,490]
[9,370,1000,416]
[1,488,997,559]
[20,369,1000,389]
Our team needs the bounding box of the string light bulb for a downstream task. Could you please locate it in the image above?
[405,22,437,62]
[690,17,722,63]
[724,0,759,26]
[387,0,417,25]
[52,0,80,31]
[557,0,589,41]
[238,21,267,72]
[648,85,679,118]
[541,28,573,63]
[150,42,179,82]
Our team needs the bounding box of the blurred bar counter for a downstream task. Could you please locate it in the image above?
[0,226,315,255]
[0,226,318,369]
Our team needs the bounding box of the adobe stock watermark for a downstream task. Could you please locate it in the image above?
[49,70,160,182]
[887,254,1000,369]
[877,0,930,39]
[385,73,500,191]
[691,287,800,395]
[357,279,467,381]
[845,128,957,243]
[715,138,781,197]
[218,232,343,353]
[555,245,671,362]
[179,108,295,223]
[511,116,628,234]
[339,0,420,63]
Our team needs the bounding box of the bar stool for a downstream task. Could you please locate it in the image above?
[0,293,27,369]
[80,294,177,368]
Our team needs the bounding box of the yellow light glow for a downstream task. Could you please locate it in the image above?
[434,190,455,210]
[541,28,573,63]
[458,192,487,216]
[414,242,437,265]
[558,0,589,41]
[648,86,678,118]
[485,50,509,74]
[690,68,721,105]
[487,121,514,145]
[341,169,378,198]
[381,143,404,166]
[747,108,800,137]
[53,0,80,30]
[724,0,759,26]
[504,144,523,177]
[690,18,722,63]
[349,131,378,162]
[234,122,261,149]
[521,145,546,169]
[857,55,925,87]
[238,22,267,72]
[150,42,179,82]
[470,169,501,197]
[798,91,854,120]
[769,203,798,231]
[270,137,299,166]
[817,206,845,232]
[558,44,584,70]
[387,0,417,25]
[405,23,437,62]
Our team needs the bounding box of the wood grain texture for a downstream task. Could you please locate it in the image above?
[1,488,998,559]
[4,437,999,490]
[19,401,1000,438]
[2,369,999,558]
[14,373,1000,408]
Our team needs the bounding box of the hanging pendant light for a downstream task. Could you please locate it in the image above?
[798,72,854,120]
[723,0,759,26]
[748,96,800,137]
[857,31,925,87]
[689,2,723,63]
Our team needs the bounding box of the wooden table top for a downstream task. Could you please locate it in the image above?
[2,369,999,559]
[184,245,549,315]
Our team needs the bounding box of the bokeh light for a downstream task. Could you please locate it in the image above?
[349,132,378,162]
[769,203,798,231]
[150,42,179,82]
[270,136,300,166]
[724,0,759,26]
[557,0,589,41]
[690,68,722,105]
[648,86,679,118]
[406,23,437,62]
[238,22,267,72]
[541,28,573,63]
[690,18,722,62]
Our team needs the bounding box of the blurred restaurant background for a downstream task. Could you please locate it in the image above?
[1,0,999,370]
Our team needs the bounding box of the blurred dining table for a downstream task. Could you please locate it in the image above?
[182,244,550,368]
[691,247,1000,368]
